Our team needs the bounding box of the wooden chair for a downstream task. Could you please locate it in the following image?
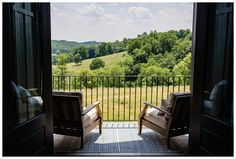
[52,92,102,149]
[138,92,191,148]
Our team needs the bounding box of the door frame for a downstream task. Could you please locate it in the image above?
[189,3,209,155]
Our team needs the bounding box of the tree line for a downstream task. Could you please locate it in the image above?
[52,40,127,64]
[53,29,192,80]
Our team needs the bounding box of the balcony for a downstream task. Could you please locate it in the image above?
[52,75,190,155]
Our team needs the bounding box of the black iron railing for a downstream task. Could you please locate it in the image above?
[52,75,191,121]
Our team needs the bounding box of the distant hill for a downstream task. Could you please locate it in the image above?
[51,40,102,54]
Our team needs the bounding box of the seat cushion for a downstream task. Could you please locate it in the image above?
[143,108,167,129]
[157,99,169,115]
[83,108,98,127]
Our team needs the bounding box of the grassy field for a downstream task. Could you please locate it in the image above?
[52,51,127,75]
[53,85,190,121]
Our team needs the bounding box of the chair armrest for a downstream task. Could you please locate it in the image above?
[144,102,173,116]
[82,101,100,116]
[28,88,39,96]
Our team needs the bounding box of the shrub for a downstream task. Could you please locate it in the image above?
[90,58,105,70]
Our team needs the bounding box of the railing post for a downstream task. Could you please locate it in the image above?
[129,79,131,121]
[57,76,59,91]
[178,76,181,92]
[113,76,115,121]
[52,76,54,91]
[140,77,143,113]
[134,79,137,120]
[118,76,120,121]
[74,76,76,91]
[167,76,170,98]
[151,76,153,103]
[123,76,126,120]
[102,76,104,119]
[161,76,164,100]
[172,76,175,92]
[156,76,159,106]
[91,76,93,104]
[96,76,98,101]
[69,76,71,92]
[86,76,87,106]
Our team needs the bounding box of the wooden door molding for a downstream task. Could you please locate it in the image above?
[189,3,209,155]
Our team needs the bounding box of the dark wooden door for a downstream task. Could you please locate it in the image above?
[189,3,233,155]
[3,3,53,155]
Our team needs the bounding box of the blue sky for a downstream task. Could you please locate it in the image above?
[51,3,193,42]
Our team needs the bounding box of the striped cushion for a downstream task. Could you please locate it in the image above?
[83,108,98,127]
[144,108,167,129]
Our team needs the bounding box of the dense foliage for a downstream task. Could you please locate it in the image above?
[52,29,192,79]
[51,40,101,54]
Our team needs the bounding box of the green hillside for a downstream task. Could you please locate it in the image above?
[52,40,101,54]
[52,51,127,75]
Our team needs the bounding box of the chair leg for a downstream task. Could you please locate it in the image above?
[167,135,171,149]
[138,119,142,134]
[99,119,102,133]
[80,135,85,149]
[80,136,84,149]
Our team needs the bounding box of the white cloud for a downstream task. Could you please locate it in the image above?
[128,7,153,18]
[51,3,193,42]
[79,3,104,17]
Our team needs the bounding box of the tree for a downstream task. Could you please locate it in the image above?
[127,39,141,55]
[54,54,69,89]
[52,54,57,64]
[140,65,170,76]
[141,43,152,57]
[73,53,82,64]
[173,53,191,76]
[90,58,105,70]
[87,46,96,58]
[177,29,191,39]
[74,46,88,60]
[160,52,176,70]
[159,32,177,53]
[133,49,148,64]
[172,39,192,63]
[106,42,113,54]
[55,53,70,65]
[119,55,133,72]
[97,43,107,57]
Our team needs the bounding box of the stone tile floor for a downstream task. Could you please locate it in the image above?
[54,122,182,156]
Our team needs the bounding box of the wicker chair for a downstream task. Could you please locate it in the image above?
[138,92,191,148]
[52,92,102,149]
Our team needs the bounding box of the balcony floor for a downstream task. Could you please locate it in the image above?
[54,122,182,156]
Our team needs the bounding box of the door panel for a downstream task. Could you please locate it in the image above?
[3,3,53,155]
[190,3,233,156]
[14,3,44,125]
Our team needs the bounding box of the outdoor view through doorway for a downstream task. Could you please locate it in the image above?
[51,2,193,155]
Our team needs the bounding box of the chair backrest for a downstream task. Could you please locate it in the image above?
[52,92,83,130]
[167,93,191,136]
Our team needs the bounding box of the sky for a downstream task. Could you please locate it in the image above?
[51,3,193,42]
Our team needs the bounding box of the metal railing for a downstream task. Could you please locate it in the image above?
[52,75,191,121]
